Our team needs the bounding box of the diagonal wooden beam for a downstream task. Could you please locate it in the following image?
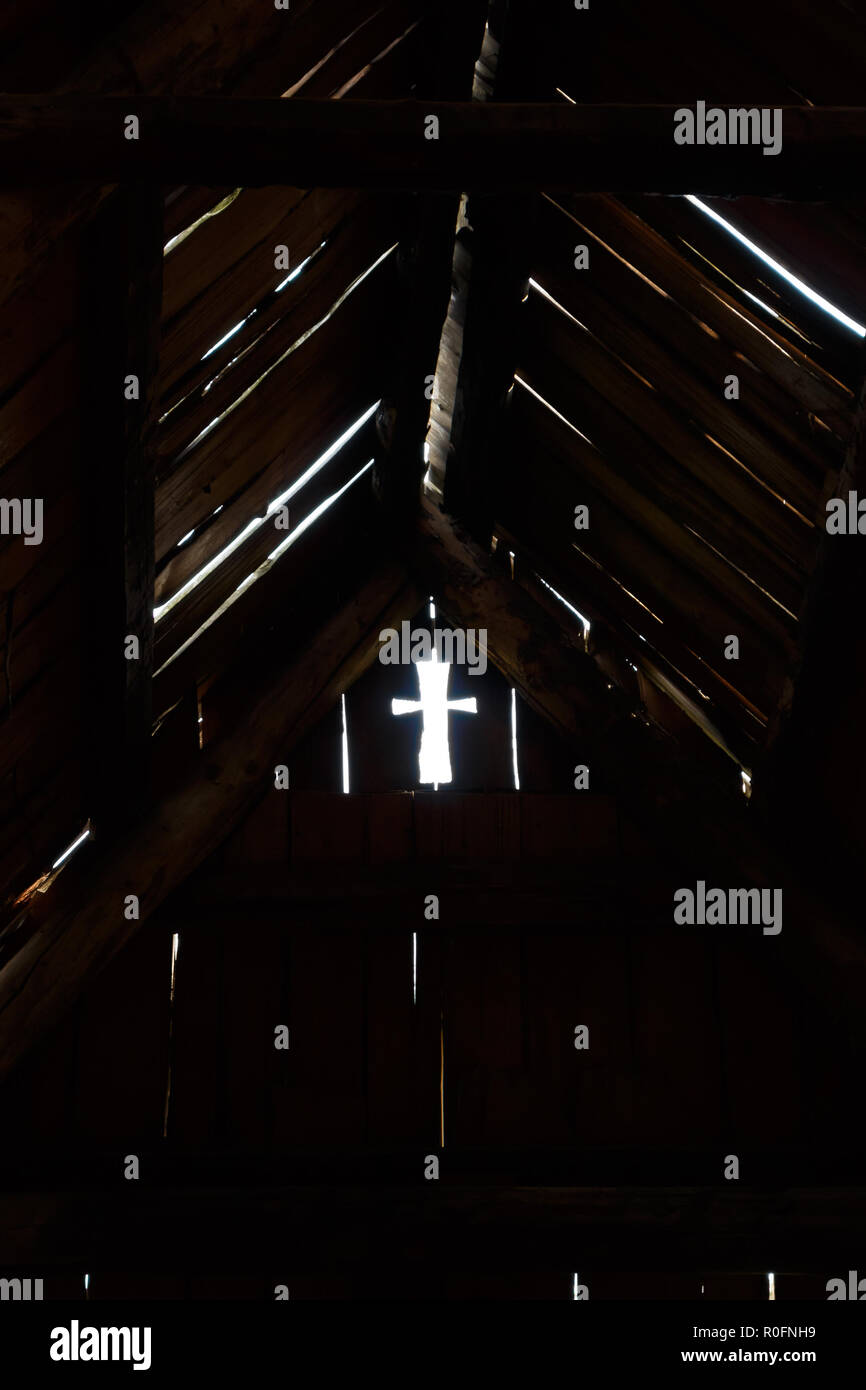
[0,559,422,1081]
[1,98,865,194]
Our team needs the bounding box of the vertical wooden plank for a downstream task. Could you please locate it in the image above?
[73,923,172,1146]
[443,926,525,1147]
[509,693,576,793]
[367,792,414,864]
[223,919,283,1151]
[522,927,584,1145]
[630,931,724,1147]
[415,791,521,860]
[272,923,366,1149]
[716,940,803,1147]
[366,927,442,1150]
[0,1010,79,1152]
[169,922,225,1148]
[523,926,637,1147]
[520,793,618,862]
[289,791,366,862]
[288,700,343,792]
[220,792,289,870]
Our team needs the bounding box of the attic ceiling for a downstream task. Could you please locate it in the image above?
[1,0,865,937]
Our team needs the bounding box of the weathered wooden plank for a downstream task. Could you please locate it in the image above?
[540,196,848,471]
[0,418,81,599]
[160,189,393,427]
[520,287,815,606]
[523,928,634,1146]
[156,397,376,618]
[2,97,866,195]
[496,521,768,759]
[366,927,442,1147]
[715,938,802,1147]
[0,342,79,472]
[557,195,853,433]
[222,916,284,1150]
[169,922,225,1147]
[535,198,843,488]
[523,271,823,537]
[712,0,866,106]
[154,418,377,675]
[443,927,525,1146]
[155,253,395,560]
[699,197,866,333]
[153,476,388,713]
[624,192,861,387]
[629,932,723,1145]
[503,385,795,716]
[271,923,367,1148]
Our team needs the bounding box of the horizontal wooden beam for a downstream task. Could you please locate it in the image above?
[0,558,422,1082]
[1,1179,863,1271]
[2,98,865,194]
[176,859,669,929]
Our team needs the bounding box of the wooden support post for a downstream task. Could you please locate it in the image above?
[438,0,540,543]
[758,354,866,886]
[80,185,163,829]
[372,195,458,523]
[443,195,533,544]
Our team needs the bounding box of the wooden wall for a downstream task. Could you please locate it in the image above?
[0,773,859,1297]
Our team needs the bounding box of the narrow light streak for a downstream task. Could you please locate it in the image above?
[275,244,325,293]
[510,688,521,789]
[155,461,375,676]
[535,575,591,639]
[340,693,350,793]
[201,311,256,361]
[154,405,378,621]
[172,244,396,458]
[51,826,91,871]
[686,195,866,337]
[412,932,418,1006]
[528,276,587,329]
[163,189,242,256]
[267,458,375,562]
[514,374,595,447]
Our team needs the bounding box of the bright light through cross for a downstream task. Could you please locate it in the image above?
[392,652,477,787]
